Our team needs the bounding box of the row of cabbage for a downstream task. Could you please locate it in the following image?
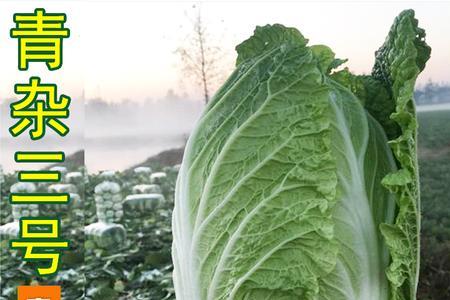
[1,165,175,246]
[0,163,179,299]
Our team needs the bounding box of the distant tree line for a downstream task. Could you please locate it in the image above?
[1,81,448,118]
[415,81,450,105]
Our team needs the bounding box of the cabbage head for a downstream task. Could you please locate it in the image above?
[172,9,430,300]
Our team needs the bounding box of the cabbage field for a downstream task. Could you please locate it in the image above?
[0,108,448,300]
[1,163,178,300]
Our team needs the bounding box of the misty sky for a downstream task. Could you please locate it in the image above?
[0,0,449,103]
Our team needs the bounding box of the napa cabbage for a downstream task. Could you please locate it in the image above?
[172,9,430,300]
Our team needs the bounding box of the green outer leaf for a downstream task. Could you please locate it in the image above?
[372,9,431,300]
[310,45,347,74]
[235,24,307,66]
[173,24,339,300]
[173,32,294,300]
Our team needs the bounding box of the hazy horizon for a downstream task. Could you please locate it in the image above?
[0,1,449,103]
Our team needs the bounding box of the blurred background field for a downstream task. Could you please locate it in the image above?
[416,109,450,299]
